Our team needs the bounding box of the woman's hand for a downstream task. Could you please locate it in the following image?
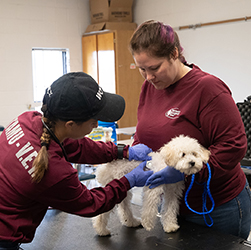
[125,161,153,188]
[145,166,184,189]
[128,144,152,161]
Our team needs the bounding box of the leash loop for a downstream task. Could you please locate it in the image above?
[184,163,215,227]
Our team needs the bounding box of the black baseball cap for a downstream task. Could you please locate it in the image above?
[42,72,125,122]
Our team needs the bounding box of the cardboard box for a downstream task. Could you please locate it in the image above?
[85,22,137,33]
[89,0,133,24]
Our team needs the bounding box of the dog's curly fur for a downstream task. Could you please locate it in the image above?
[92,135,210,236]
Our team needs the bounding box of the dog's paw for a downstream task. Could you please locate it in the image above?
[92,217,111,236]
[122,217,141,228]
[163,223,180,233]
[141,219,155,231]
[94,227,111,236]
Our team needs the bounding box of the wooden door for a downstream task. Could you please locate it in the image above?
[114,30,143,132]
[82,30,143,137]
[97,33,116,94]
[82,35,98,82]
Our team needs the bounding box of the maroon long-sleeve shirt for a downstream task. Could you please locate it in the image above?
[0,111,130,243]
[133,64,247,214]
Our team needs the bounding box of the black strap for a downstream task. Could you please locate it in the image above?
[41,118,69,161]
[117,144,126,159]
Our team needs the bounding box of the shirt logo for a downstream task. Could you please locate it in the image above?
[165,108,181,119]
[96,86,103,100]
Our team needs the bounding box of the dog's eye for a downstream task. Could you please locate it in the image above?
[192,152,197,157]
[182,153,186,157]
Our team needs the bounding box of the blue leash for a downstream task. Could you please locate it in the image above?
[184,163,215,227]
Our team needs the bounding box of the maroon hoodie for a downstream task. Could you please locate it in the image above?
[133,64,247,214]
[0,111,130,243]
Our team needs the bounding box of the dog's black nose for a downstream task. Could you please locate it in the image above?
[190,161,195,167]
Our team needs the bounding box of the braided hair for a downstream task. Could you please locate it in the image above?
[32,105,57,183]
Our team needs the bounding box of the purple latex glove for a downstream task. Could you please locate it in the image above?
[145,166,184,189]
[125,161,153,188]
[128,144,152,161]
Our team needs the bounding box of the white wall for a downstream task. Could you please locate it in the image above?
[1,0,250,127]
[0,0,90,127]
[133,0,251,103]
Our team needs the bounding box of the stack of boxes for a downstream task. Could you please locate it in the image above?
[86,0,137,32]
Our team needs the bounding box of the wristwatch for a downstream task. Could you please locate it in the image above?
[117,144,126,159]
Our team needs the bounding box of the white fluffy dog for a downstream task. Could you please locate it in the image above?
[92,135,210,236]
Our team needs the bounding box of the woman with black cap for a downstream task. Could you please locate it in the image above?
[0,72,153,250]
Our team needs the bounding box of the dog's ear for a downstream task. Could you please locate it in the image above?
[200,146,210,163]
[160,144,176,166]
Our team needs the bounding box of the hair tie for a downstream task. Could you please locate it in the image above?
[41,141,49,149]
